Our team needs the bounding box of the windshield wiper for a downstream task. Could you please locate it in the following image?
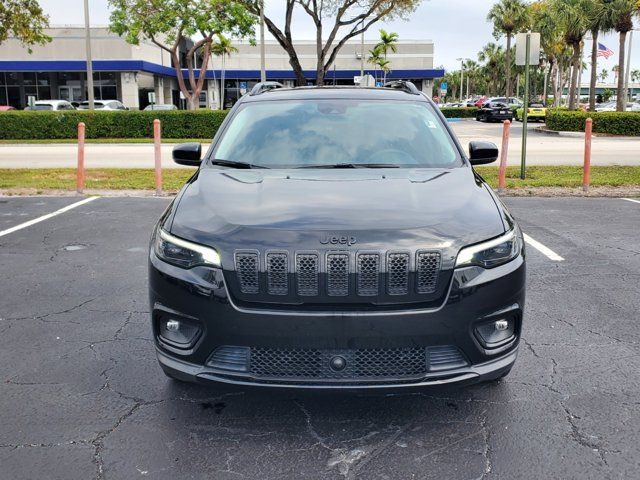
[297,163,400,169]
[210,159,269,169]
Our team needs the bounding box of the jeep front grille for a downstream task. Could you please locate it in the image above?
[266,253,288,295]
[233,249,441,298]
[235,252,259,294]
[327,253,349,296]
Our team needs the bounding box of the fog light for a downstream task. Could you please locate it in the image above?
[495,319,509,331]
[166,319,180,332]
[158,317,201,348]
[474,318,515,349]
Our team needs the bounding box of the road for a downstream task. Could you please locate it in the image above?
[1,196,639,479]
[0,120,638,168]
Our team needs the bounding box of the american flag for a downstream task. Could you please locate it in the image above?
[597,43,614,59]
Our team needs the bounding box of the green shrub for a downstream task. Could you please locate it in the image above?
[440,107,478,118]
[0,110,229,140]
[546,109,640,136]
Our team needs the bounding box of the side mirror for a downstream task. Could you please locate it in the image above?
[469,141,499,165]
[172,142,202,166]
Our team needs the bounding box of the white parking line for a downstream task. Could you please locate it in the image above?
[523,233,564,262]
[622,198,640,205]
[0,197,98,238]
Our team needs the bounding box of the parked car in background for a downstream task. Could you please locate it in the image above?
[25,100,76,111]
[475,101,514,122]
[474,96,488,107]
[479,97,523,109]
[515,103,547,122]
[595,101,637,112]
[595,101,616,112]
[78,100,128,110]
[0,106,16,111]
[144,104,178,111]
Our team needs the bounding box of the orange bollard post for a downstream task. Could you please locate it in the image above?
[154,119,162,196]
[583,117,592,192]
[77,122,85,194]
[497,120,511,194]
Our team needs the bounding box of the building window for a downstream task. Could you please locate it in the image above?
[92,72,117,100]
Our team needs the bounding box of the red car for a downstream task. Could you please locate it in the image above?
[0,106,16,111]
[474,97,487,108]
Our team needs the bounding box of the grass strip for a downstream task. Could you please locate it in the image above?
[0,166,639,191]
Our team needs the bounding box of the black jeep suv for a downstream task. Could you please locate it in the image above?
[148,81,526,389]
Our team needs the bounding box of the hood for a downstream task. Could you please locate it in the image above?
[169,167,506,270]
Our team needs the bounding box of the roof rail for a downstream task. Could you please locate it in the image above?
[249,81,285,96]
[383,80,421,95]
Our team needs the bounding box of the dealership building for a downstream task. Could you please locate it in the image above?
[0,26,444,110]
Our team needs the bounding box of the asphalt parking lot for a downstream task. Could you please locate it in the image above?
[1,195,640,479]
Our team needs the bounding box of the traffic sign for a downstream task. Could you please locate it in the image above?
[516,32,541,66]
[148,92,156,104]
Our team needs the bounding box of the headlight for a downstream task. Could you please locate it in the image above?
[154,229,221,268]
[455,229,522,268]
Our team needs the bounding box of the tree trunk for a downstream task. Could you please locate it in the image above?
[569,42,580,110]
[543,61,550,107]
[220,55,226,110]
[616,31,627,112]
[589,30,599,111]
[505,34,512,101]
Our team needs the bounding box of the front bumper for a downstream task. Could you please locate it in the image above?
[149,252,525,389]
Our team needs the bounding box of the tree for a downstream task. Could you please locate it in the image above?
[237,0,422,86]
[109,0,255,110]
[487,0,529,102]
[550,0,594,109]
[585,0,612,110]
[367,46,383,83]
[0,0,51,51]
[599,67,609,82]
[478,42,504,96]
[632,69,640,83]
[211,34,238,109]
[375,29,399,83]
[601,0,636,110]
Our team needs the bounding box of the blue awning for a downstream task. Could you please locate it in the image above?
[0,60,445,80]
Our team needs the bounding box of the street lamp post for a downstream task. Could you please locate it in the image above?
[259,0,266,82]
[83,0,94,110]
[456,58,464,103]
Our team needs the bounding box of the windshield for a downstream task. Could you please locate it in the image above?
[79,102,105,109]
[32,104,53,110]
[212,100,460,168]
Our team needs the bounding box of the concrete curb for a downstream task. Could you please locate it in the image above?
[534,127,583,138]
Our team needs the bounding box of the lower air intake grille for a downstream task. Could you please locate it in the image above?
[250,346,428,380]
[416,251,441,294]
[427,346,468,372]
[207,346,250,372]
[235,252,259,294]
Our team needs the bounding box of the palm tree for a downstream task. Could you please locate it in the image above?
[375,29,399,83]
[211,34,238,110]
[631,69,640,83]
[367,47,383,84]
[599,68,609,83]
[604,0,636,110]
[530,0,566,106]
[550,0,593,109]
[585,0,613,110]
[377,59,391,83]
[612,64,620,82]
[478,42,504,96]
[487,0,529,103]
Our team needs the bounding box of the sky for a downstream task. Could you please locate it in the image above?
[37,0,639,79]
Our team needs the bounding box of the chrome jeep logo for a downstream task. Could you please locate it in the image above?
[320,235,357,246]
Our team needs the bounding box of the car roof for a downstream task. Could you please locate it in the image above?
[35,100,68,105]
[240,86,431,104]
